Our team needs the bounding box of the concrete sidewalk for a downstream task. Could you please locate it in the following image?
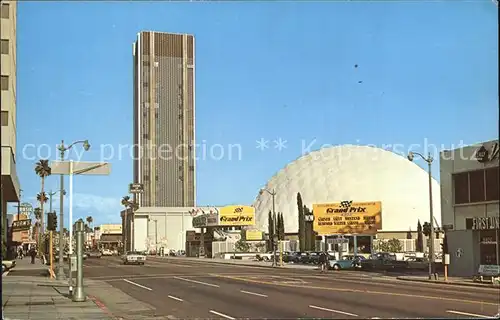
[153,255,318,270]
[2,277,113,319]
[3,255,49,277]
[1,258,112,319]
[397,275,500,288]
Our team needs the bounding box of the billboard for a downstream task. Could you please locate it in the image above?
[313,201,382,235]
[100,224,122,234]
[245,230,263,241]
[218,205,255,226]
[192,213,219,228]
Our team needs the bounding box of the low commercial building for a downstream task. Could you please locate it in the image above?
[97,224,122,250]
[129,206,256,257]
[440,139,499,277]
[130,207,198,253]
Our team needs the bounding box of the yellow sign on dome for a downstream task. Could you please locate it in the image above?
[313,201,382,235]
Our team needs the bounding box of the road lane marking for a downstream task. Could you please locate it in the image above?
[167,295,184,302]
[123,279,153,291]
[146,260,193,268]
[209,310,235,319]
[309,305,359,317]
[95,273,267,282]
[446,310,493,318]
[215,275,498,306]
[240,290,268,297]
[173,276,220,288]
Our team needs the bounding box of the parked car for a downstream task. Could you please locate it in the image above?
[328,257,356,270]
[342,255,366,268]
[101,249,113,256]
[122,251,147,265]
[256,252,274,261]
[87,251,102,259]
[283,252,301,263]
[405,257,428,270]
[2,259,16,271]
[298,252,312,264]
[360,252,406,271]
[309,252,324,265]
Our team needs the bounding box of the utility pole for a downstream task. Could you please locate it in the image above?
[17,189,22,220]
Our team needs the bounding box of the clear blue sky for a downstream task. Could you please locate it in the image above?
[12,1,498,226]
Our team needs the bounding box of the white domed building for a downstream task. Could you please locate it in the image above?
[253,145,444,253]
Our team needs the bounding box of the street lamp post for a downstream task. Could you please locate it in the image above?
[56,139,90,282]
[48,189,66,214]
[259,188,277,253]
[148,218,158,253]
[408,151,435,280]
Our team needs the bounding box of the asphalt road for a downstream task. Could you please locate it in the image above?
[83,256,500,319]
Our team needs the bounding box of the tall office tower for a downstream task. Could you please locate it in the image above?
[1,0,21,254]
[132,31,196,208]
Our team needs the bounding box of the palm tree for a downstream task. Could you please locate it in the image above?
[34,207,42,221]
[33,207,42,250]
[121,196,138,251]
[86,216,93,231]
[35,160,51,236]
[121,196,131,251]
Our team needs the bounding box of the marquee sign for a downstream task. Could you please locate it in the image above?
[11,219,31,232]
[465,217,499,230]
[192,207,220,228]
[475,142,499,163]
[313,201,382,235]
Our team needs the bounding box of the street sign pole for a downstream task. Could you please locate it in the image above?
[68,160,74,294]
[50,160,111,297]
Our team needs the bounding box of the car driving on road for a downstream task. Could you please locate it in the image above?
[122,251,147,265]
[87,251,102,259]
[101,249,113,256]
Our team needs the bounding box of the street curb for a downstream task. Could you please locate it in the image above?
[185,258,276,269]
[157,257,279,269]
[88,295,121,320]
[396,276,499,288]
[170,258,320,270]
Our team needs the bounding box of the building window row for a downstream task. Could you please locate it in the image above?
[1,75,8,90]
[1,3,9,19]
[453,167,499,204]
[1,110,8,126]
[1,39,8,54]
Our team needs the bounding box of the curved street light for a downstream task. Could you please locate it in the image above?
[260,188,279,266]
[407,151,435,280]
[56,139,90,281]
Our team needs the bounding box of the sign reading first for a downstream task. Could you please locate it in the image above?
[313,201,382,235]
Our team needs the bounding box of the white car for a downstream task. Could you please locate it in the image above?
[122,251,146,265]
[2,260,16,271]
[101,249,113,256]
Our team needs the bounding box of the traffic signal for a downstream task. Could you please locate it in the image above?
[47,212,57,231]
[422,222,431,237]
